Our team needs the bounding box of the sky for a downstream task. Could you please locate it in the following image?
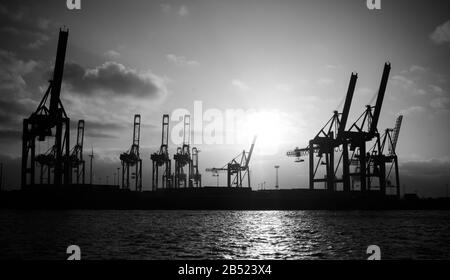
[0,0,449,197]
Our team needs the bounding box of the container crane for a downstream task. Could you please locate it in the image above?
[385,115,403,197]
[89,145,94,185]
[151,114,172,190]
[69,120,85,184]
[342,62,391,192]
[120,114,142,191]
[35,145,56,185]
[22,28,71,188]
[287,72,358,191]
[366,115,403,196]
[206,136,256,188]
[173,115,191,188]
[190,147,201,188]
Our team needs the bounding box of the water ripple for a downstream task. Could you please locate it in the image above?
[1,210,450,259]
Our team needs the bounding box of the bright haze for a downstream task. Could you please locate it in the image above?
[0,0,449,197]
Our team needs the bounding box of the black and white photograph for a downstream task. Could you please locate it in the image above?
[0,0,450,268]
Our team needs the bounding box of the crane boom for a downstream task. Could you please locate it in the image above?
[49,29,69,117]
[286,147,310,157]
[369,62,391,136]
[76,120,85,149]
[120,114,142,191]
[244,136,257,169]
[337,72,358,139]
[133,114,141,148]
[183,115,191,146]
[389,115,403,155]
[205,168,227,172]
[206,136,255,188]
[161,114,169,153]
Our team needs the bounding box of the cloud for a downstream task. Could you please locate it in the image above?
[24,33,50,50]
[430,20,450,45]
[166,54,199,66]
[0,4,54,49]
[409,65,427,73]
[0,49,42,139]
[325,64,341,70]
[0,49,39,95]
[275,84,292,92]
[0,129,21,140]
[391,74,427,95]
[104,50,120,59]
[62,61,168,98]
[36,18,51,30]
[401,158,450,179]
[430,97,450,109]
[355,87,374,96]
[391,75,415,89]
[393,65,448,97]
[0,4,25,22]
[428,84,445,96]
[316,77,334,86]
[0,26,51,50]
[85,131,118,139]
[232,79,251,92]
[69,119,125,136]
[0,98,31,118]
[400,158,450,197]
[160,4,189,17]
[84,120,125,131]
[178,5,189,16]
[68,119,122,139]
[160,3,171,13]
[400,106,426,116]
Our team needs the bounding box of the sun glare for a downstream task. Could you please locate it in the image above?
[237,110,284,155]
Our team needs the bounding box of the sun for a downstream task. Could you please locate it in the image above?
[237,110,284,155]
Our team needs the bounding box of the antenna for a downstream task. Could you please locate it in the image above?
[89,145,94,185]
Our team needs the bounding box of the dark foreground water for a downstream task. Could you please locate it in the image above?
[1,210,450,260]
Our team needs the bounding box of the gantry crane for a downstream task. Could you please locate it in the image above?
[206,136,256,188]
[35,145,56,185]
[22,28,71,188]
[89,145,94,185]
[173,115,191,188]
[342,62,391,192]
[366,115,403,196]
[287,72,358,191]
[69,120,85,184]
[190,147,201,188]
[151,114,172,190]
[120,114,142,191]
[386,115,403,197]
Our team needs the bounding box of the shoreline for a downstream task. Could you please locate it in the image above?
[1,186,449,210]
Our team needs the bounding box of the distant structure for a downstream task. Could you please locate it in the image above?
[89,146,94,185]
[173,115,192,188]
[367,115,403,196]
[69,120,85,184]
[151,114,172,190]
[190,147,201,188]
[287,62,402,197]
[287,72,358,191]
[120,114,142,191]
[116,167,120,187]
[21,28,71,188]
[343,63,391,193]
[212,170,219,187]
[274,165,280,189]
[206,136,256,188]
